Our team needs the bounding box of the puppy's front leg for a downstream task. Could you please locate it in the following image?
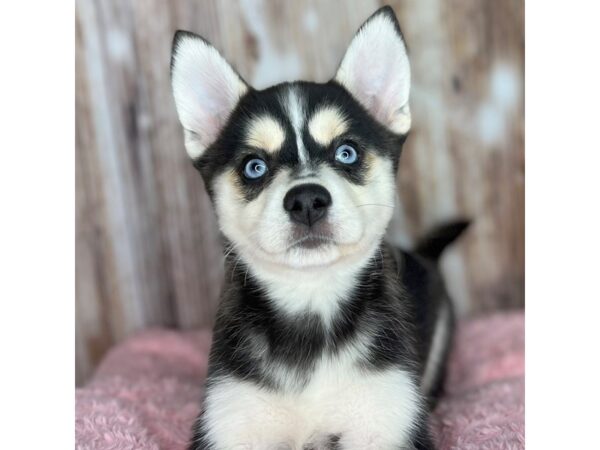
[330,370,425,450]
[190,378,300,450]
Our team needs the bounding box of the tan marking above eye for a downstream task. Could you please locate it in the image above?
[245,116,286,154]
[308,106,349,147]
[364,152,383,183]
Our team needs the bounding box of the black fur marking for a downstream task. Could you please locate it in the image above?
[189,241,456,449]
[207,244,418,389]
[194,80,405,203]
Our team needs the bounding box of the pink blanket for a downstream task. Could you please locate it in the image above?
[76,311,524,450]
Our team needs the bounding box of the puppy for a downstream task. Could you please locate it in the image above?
[170,6,468,450]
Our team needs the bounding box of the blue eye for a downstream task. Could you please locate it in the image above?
[335,144,358,165]
[243,158,268,179]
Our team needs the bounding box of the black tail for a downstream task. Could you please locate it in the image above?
[414,220,470,261]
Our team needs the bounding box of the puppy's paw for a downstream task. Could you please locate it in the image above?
[303,433,340,450]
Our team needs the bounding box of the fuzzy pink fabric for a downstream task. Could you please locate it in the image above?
[76,311,524,450]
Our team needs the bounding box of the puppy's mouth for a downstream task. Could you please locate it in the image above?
[251,222,370,270]
[287,222,335,250]
[289,234,335,249]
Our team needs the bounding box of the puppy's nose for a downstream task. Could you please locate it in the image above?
[283,183,332,227]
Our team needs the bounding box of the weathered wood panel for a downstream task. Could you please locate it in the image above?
[389,0,525,315]
[76,0,524,384]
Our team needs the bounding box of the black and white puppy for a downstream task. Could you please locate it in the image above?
[170,6,468,450]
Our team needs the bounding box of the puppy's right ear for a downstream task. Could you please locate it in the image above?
[334,7,411,135]
[170,31,248,159]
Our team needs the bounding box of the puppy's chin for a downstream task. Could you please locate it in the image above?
[282,243,342,269]
[245,241,340,270]
[250,235,377,272]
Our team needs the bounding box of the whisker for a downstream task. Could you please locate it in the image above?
[231,254,244,281]
[244,266,250,286]
[223,243,237,259]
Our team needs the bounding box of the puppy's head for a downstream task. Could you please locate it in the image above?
[171,7,410,273]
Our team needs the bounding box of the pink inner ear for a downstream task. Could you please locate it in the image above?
[195,69,246,146]
[348,56,403,128]
[171,36,248,155]
[374,66,406,125]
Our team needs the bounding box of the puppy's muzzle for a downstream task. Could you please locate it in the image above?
[283,183,332,227]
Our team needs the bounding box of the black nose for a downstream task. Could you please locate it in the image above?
[283,183,332,227]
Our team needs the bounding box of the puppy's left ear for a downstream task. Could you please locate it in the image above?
[334,7,411,135]
[171,31,249,159]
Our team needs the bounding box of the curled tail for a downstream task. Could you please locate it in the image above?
[414,220,470,261]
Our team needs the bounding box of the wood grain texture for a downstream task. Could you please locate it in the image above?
[76,0,524,384]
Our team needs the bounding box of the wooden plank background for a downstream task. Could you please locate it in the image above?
[76,0,524,385]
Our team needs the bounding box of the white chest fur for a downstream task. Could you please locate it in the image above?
[199,352,422,450]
